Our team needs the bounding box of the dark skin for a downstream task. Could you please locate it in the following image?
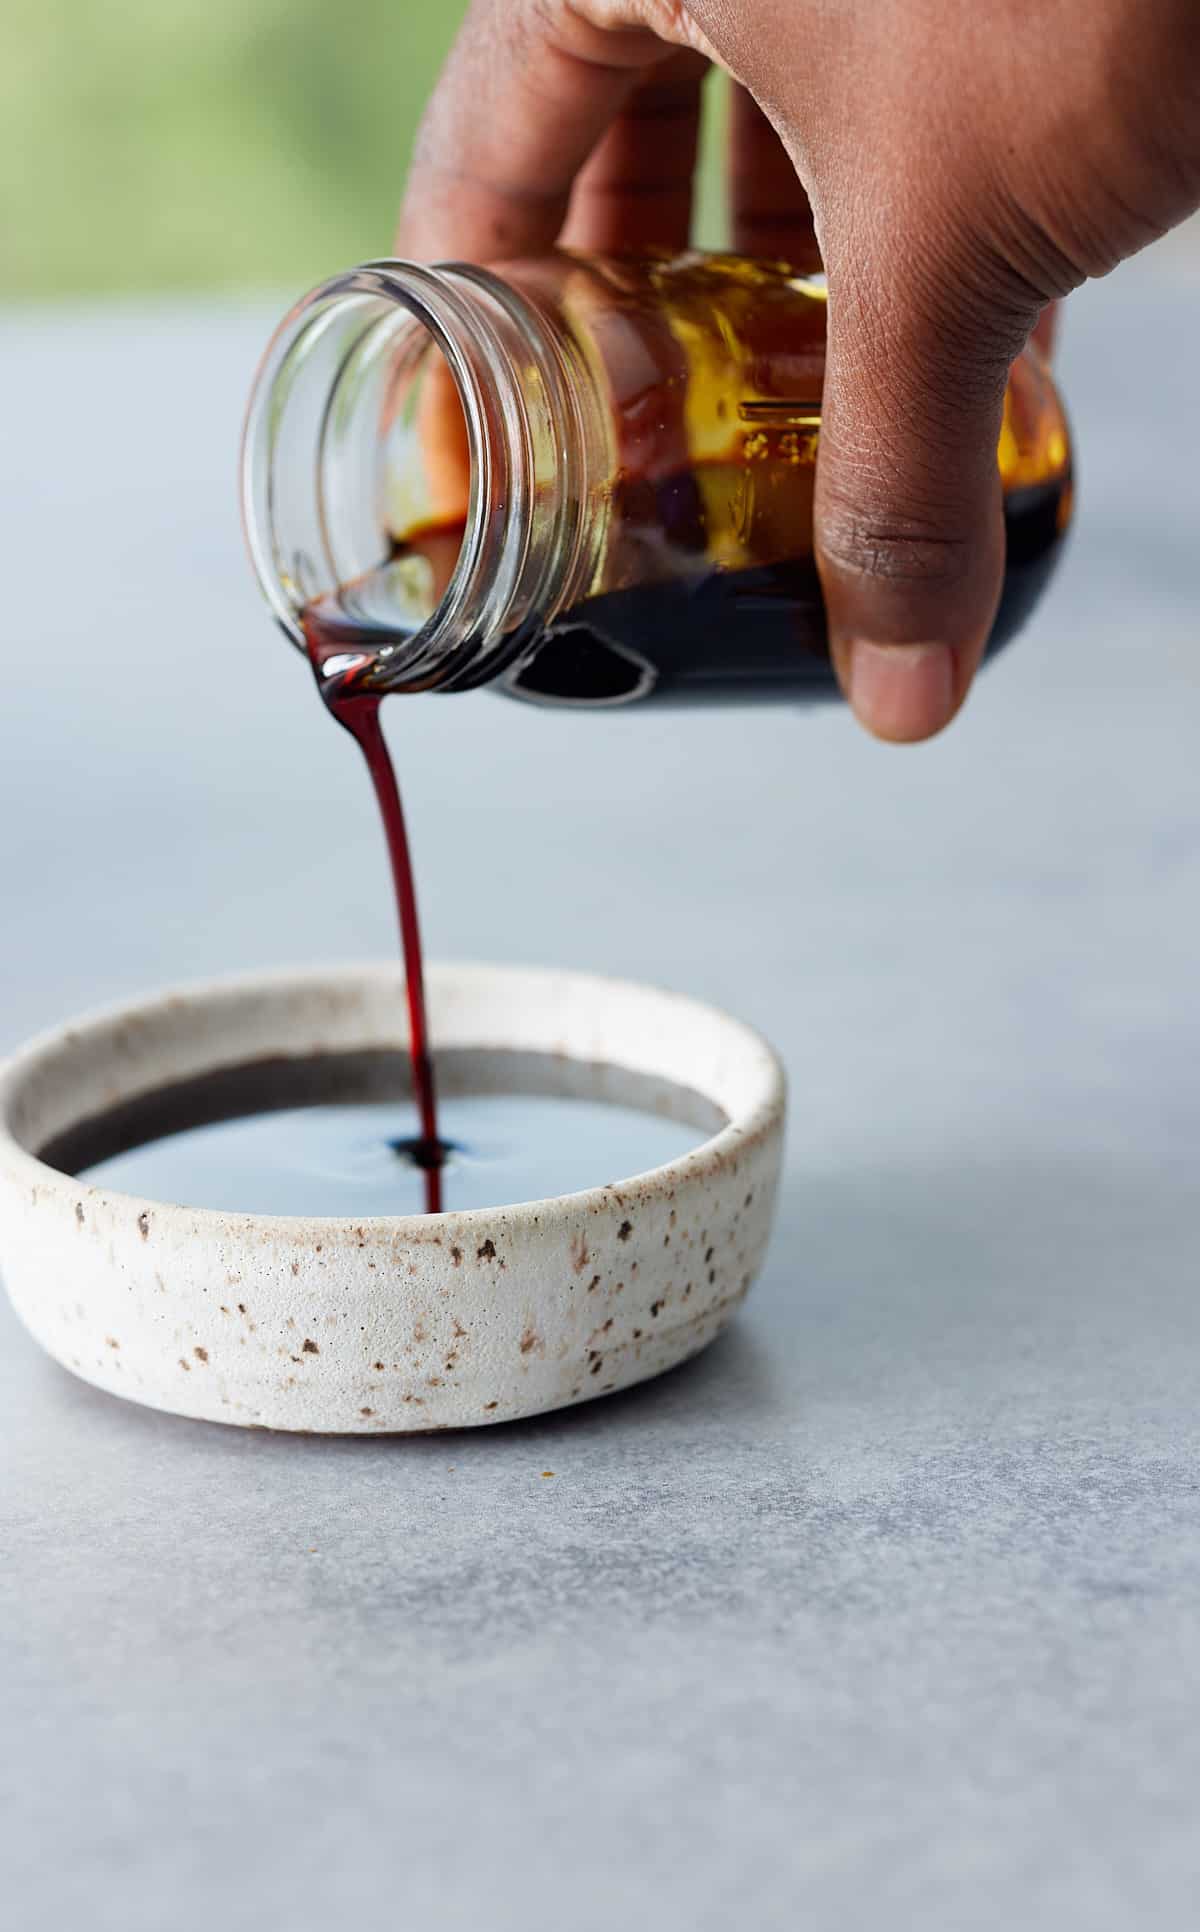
[397,0,1200,741]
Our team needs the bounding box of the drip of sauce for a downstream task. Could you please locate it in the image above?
[303,618,444,1212]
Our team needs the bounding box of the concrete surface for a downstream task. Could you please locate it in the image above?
[2,237,1199,1929]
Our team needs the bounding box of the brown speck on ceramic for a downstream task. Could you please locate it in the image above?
[477,1239,496,1261]
[136,1212,150,1240]
[105,1336,120,1350]
[617,1220,633,1241]
[360,1406,374,1417]
[519,1327,541,1356]
[74,1202,85,1227]
[302,1338,319,1355]
[194,1346,208,1363]
[178,1358,191,1371]
[373,1360,385,1371]
[571,1233,590,1274]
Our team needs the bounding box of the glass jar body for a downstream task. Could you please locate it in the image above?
[242,251,1074,709]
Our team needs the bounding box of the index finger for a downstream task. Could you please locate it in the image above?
[396,0,700,262]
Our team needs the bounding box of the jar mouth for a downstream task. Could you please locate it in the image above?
[240,261,503,689]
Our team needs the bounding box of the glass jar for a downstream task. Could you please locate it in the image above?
[241,251,1073,708]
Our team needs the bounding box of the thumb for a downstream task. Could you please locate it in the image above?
[816,239,1029,743]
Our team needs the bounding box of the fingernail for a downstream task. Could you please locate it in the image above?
[842,640,956,742]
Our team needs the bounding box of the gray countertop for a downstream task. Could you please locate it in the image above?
[3,238,1200,1930]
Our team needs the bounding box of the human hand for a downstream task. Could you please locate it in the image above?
[397,0,1200,741]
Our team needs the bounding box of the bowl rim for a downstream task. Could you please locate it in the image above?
[0,960,787,1233]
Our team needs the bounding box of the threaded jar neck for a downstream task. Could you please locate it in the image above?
[241,259,602,695]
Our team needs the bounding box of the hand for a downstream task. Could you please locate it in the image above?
[397,1,1200,742]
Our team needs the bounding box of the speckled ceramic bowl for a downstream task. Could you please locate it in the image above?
[0,963,785,1432]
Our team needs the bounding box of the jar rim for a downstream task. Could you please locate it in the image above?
[240,259,513,683]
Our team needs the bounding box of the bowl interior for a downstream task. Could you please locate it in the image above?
[35,1045,731,1219]
[0,963,783,1224]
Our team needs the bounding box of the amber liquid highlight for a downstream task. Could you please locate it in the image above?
[310,252,1072,708]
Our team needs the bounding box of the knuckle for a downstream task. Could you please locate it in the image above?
[817,501,974,591]
[523,0,563,42]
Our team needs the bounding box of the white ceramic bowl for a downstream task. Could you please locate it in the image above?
[0,963,785,1431]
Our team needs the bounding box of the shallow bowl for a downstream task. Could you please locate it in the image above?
[0,962,785,1431]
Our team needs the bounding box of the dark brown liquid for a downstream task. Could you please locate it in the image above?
[303,622,444,1212]
[44,1050,711,1217]
[304,467,1072,708]
[505,476,1071,707]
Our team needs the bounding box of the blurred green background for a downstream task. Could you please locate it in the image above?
[4,0,729,299]
[3,1,464,297]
